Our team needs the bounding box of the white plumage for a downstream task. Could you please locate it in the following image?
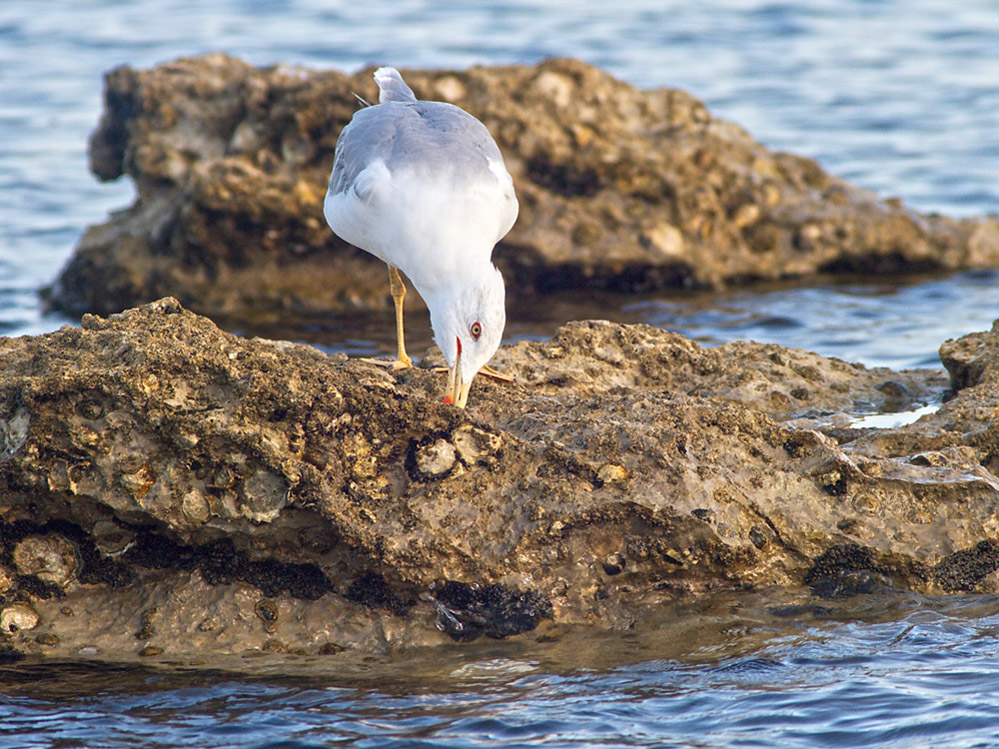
[324,67,518,407]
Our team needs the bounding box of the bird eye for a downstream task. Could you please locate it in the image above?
[470,321,482,339]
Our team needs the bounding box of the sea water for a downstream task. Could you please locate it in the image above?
[2,1,999,746]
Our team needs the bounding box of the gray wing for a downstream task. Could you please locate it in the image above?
[329,101,507,199]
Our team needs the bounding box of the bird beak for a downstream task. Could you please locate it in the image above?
[443,337,473,408]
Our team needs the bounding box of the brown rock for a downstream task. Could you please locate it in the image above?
[940,319,999,391]
[1,299,998,662]
[45,56,999,325]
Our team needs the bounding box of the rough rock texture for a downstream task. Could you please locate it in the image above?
[3,299,999,662]
[48,55,999,323]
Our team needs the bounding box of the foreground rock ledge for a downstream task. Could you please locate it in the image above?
[48,55,999,323]
[3,299,999,661]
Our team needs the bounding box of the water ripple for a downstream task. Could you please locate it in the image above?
[7,601,999,747]
[4,2,999,746]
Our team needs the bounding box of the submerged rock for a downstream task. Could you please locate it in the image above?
[47,55,999,324]
[2,299,998,662]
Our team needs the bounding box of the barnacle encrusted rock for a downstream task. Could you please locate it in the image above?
[47,55,999,323]
[2,299,999,663]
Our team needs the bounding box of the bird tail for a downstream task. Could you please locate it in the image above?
[374,67,417,104]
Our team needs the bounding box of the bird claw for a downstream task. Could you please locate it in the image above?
[430,364,516,383]
[360,356,413,371]
[361,357,513,383]
[480,364,516,383]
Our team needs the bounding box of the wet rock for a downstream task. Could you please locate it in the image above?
[1,300,999,661]
[809,569,895,599]
[45,56,999,323]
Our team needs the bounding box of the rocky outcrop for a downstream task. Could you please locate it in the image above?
[47,55,999,325]
[2,299,999,662]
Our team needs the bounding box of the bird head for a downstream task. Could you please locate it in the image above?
[427,265,506,408]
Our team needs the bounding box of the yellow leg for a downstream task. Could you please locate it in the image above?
[360,266,414,371]
[388,265,413,370]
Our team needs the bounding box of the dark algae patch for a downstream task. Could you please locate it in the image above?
[432,581,553,641]
[805,543,930,598]
[124,534,334,601]
[935,540,999,592]
[344,571,414,615]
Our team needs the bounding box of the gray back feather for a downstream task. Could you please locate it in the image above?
[329,98,505,197]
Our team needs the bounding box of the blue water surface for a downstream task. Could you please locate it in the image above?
[3,1,999,746]
[4,596,999,747]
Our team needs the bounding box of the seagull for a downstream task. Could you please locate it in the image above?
[324,67,518,408]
